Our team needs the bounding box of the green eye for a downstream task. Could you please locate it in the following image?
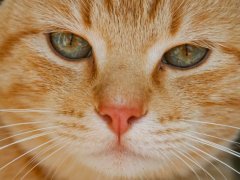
[50,32,92,60]
[162,44,208,68]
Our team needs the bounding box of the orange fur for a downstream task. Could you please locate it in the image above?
[0,0,239,179]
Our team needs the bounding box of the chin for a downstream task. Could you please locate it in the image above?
[85,153,160,178]
[71,141,171,180]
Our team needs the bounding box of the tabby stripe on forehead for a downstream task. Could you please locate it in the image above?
[80,0,92,28]
[104,0,114,14]
[149,0,163,20]
[169,1,185,36]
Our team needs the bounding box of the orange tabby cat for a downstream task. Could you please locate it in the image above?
[0,0,239,179]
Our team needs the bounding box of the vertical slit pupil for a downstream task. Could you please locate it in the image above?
[69,34,74,46]
[185,45,189,56]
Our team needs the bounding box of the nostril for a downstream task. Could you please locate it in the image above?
[95,107,112,124]
[127,110,148,125]
[101,114,112,124]
[127,116,138,125]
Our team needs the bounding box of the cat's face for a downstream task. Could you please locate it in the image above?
[0,0,240,179]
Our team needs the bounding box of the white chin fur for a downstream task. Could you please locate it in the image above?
[81,152,166,178]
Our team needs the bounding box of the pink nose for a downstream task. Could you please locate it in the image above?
[98,103,145,137]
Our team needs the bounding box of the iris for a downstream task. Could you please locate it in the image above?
[50,32,92,60]
[163,44,208,68]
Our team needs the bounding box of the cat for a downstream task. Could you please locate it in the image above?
[0,0,240,179]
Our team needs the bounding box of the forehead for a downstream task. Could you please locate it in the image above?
[33,1,234,34]
[19,0,239,51]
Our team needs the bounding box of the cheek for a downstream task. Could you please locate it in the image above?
[174,64,239,100]
[0,41,96,124]
[175,67,240,114]
[162,69,240,153]
[55,86,94,118]
[148,65,240,141]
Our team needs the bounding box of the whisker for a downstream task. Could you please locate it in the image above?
[184,142,240,175]
[0,128,33,136]
[14,139,65,179]
[182,143,227,180]
[184,133,240,158]
[0,109,54,113]
[187,131,240,146]
[49,143,73,180]
[175,147,215,180]
[49,153,70,180]
[20,140,70,180]
[0,126,59,142]
[0,132,55,151]
[182,120,240,130]
[0,122,49,130]
[158,150,180,174]
[0,137,56,171]
[169,149,201,180]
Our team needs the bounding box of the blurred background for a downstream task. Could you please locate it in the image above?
[233,134,240,179]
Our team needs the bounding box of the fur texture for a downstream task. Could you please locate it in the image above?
[0,0,240,179]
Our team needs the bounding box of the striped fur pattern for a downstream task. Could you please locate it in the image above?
[0,0,239,179]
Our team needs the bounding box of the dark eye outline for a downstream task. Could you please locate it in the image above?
[48,32,93,61]
[161,44,210,70]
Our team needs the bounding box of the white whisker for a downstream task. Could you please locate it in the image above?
[14,139,65,179]
[176,148,215,180]
[0,109,54,113]
[0,126,59,142]
[0,132,54,151]
[188,131,240,146]
[158,150,180,174]
[170,150,201,180]
[0,128,32,136]
[183,139,240,175]
[184,133,240,158]
[0,137,56,171]
[182,143,227,180]
[20,140,70,180]
[0,122,49,129]
[182,120,240,130]
[49,143,73,180]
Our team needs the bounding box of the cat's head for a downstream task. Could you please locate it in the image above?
[0,0,239,178]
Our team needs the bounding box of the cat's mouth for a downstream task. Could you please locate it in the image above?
[90,141,148,161]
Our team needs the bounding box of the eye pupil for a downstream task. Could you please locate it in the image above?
[69,34,73,46]
[185,45,189,56]
[50,32,92,60]
[163,44,208,69]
